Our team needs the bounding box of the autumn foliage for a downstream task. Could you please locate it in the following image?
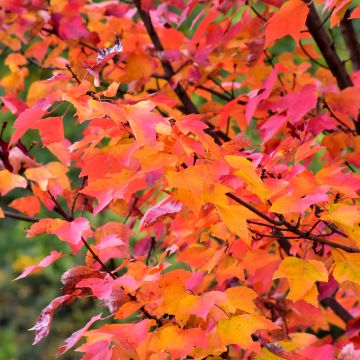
[1,0,360,358]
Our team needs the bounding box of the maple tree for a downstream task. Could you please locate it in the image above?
[1,0,360,358]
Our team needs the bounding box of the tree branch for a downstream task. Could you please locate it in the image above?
[305,1,353,90]
[340,9,360,71]
[320,296,353,323]
[134,0,198,115]
[3,210,40,223]
[133,0,230,143]
[226,192,360,253]
[226,192,284,226]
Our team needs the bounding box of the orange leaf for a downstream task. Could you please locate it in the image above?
[0,169,27,195]
[265,0,309,47]
[9,195,41,216]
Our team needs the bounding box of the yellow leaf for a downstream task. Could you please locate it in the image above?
[225,155,268,201]
[218,314,278,348]
[273,257,328,305]
[208,184,253,245]
[322,204,360,227]
[333,251,360,286]
[216,203,252,245]
[25,166,55,191]
[147,325,207,359]
[220,286,258,314]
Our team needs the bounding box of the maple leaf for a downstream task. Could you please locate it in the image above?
[273,257,328,305]
[9,195,41,216]
[218,314,279,349]
[265,0,309,46]
[56,314,103,357]
[0,169,27,195]
[333,251,360,286]
[140,196,182,229]
[27,218,91,253]
[30,295,76,345]
[15,251,62,280]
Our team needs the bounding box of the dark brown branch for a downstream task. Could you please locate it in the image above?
[124,197,138,223]
[305,1,353,90]
[146,237,156,265]
[226,192,283,226]
[208,77,234,99]
[247,220,287,230]
[322,220,348,238]
[3,210,39,223]
[340,9,360,71]
[320,296,353,323]
[66,64,81,85]
[226,193,360,253]
[134,0,230,143]
[246,1,267,22]
[81,237,116,279]
[48,191,73,221]
[250,229,301,239]
[134,0,198,115]
[281,218,360,253]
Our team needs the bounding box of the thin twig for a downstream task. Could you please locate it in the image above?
[81,237,116,279]
[27,57,66,71]
[124,197,138,223]
[196,84,233,101]
[226,192,359,253]
[246,1,267,22]
[48,191,73,221]
[146,237,156,265]
[208,77,234,99]
[66,64,81,85]
[299,40,329,69]
[323,99,356,134]
[250,229,301,239]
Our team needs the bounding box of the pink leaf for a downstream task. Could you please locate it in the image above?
[30,294,76,344]
[59,16,89,40]
[260,114,287,142]
[246,66,278,123]
[140,196,182,229]
[15,250,62,280]
[56,313,103,357]
[1,95,28,116]
[53,218,91,253]
[10,108,46,146]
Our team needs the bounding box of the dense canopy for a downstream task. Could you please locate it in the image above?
[1,0,360,358]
